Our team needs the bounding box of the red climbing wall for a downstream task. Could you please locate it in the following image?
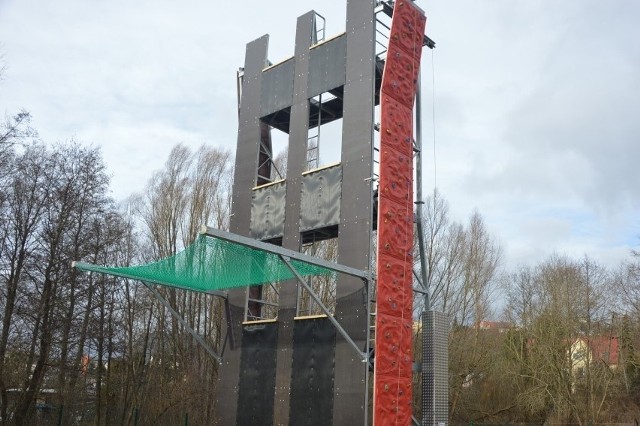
[374,1,426,424]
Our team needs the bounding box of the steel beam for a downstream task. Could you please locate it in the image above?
[202,226,370,280]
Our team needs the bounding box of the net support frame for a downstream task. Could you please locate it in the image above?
[202,226,370,363]
[73,226,373,365]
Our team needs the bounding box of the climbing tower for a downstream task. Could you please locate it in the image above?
[215,0,439,425]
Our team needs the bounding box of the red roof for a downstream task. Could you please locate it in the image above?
[588,336,619,365]
[478,320,512,330]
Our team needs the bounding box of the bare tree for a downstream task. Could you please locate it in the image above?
[416,191,466,316]
[0,141,127,425]
[416,192,504,419]
[129,143,232,424]
[505,266,541,329]
[0,144,50,424]
[448,211,502,418]
[0,111,36,205]
[502,255,622,424]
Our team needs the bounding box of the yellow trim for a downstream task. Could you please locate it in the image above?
[253,178,285,190]
[309,32,346,50]
[302,162,341,176]
[243,318,278,325]
[294,314,329,320]
[263,56,294,72]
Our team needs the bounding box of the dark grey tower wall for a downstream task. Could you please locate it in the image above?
[272,11,315,426]
[230,35,269,238]
[217,35,269,426]
[333,0,376,424]
[218,3,378,424]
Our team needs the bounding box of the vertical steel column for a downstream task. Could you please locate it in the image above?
[272,12,315,426]
[335,1,376,424]
[217,34,269,426]
[415,75,430,309]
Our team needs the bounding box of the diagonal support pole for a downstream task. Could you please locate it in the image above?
[279,255,368,362]
[144,282,222,363]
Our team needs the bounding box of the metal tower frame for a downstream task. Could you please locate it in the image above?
[216,2,444,425]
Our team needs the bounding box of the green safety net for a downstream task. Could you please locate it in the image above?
[73,234,335,293]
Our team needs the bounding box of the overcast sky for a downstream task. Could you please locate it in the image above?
[1,0,638,270]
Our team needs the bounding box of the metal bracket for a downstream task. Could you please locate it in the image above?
[280,255,368,363]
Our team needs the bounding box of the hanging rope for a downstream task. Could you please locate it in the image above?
[431,48,438,196]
